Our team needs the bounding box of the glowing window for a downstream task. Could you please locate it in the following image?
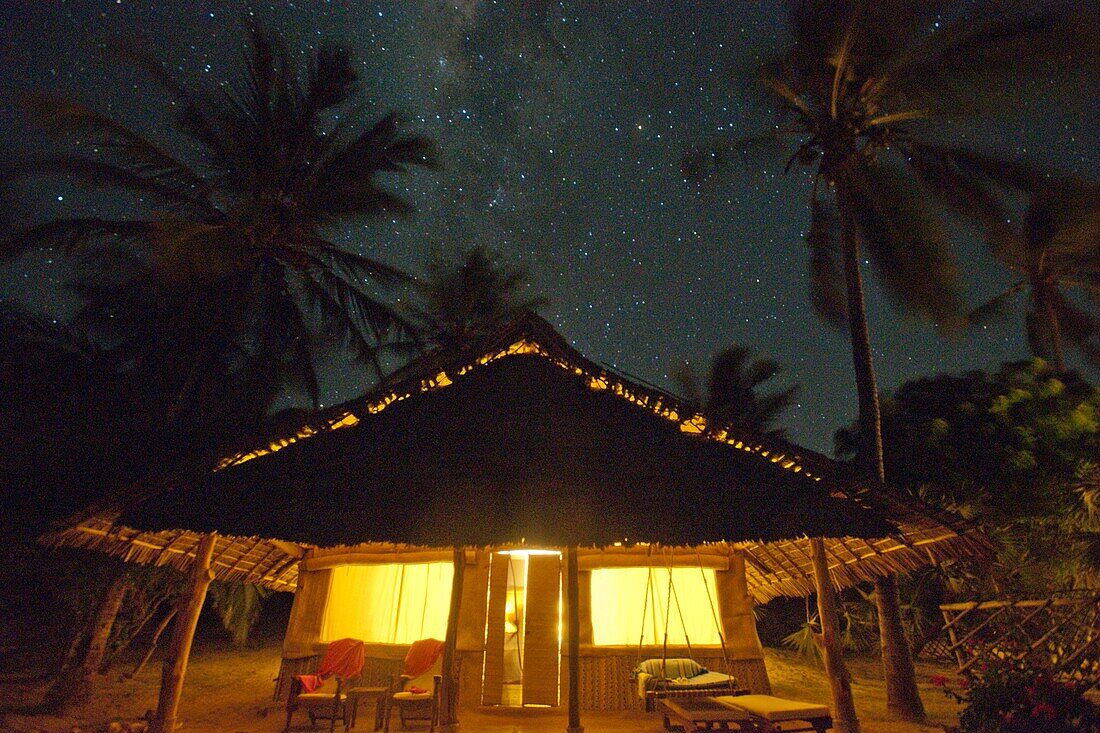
[590,567,722,646]
[322,562,454,644]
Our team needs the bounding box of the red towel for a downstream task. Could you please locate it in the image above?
[402,638,444,678]
[298,638,366,693]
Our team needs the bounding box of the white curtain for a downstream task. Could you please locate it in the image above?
[322,562,454,644]
[590,567,721,646]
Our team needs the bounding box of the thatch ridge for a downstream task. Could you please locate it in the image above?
[41,311,991,600]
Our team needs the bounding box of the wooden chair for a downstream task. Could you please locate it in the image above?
[284,638,365,733]
[383,639,444,732]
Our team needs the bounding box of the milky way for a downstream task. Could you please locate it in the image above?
[2,1,1097,451]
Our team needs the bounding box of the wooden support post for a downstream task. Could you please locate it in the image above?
[440,546,465,733]
[150,532,217,733]
[810,537,860,733]
[566,545,583,733]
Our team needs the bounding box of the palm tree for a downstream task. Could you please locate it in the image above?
[674,345,798,439]
[972,179,1100,371]
[4,26,438,449]
[687,1,1098,724]
[404,246,547,350]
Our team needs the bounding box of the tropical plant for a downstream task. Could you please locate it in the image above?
[404,246,546,350]
[972,178,1100,371]
[847,359,1100,591]
[686,1,1098,721]
[674,345,798,438]
[4,26,438,449]
[206,581,270,648]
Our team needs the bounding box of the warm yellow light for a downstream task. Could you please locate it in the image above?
[212,333,817,482]
[590,567,722,646]
[322,562,454,644]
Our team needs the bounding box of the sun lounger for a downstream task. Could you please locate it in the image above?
[659,697,756,732]
[714,694,833,732]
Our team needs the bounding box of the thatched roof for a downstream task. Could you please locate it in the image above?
[42,312,989,603]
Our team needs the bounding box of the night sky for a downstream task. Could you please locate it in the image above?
[2,1,1097,452]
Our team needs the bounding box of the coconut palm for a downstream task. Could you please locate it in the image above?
[686,1,1099,724]
[405,246,547,350]
[674,345,798,439]
[4,26,438,447]
[972,179,1100,371]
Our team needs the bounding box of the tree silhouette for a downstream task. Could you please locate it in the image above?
[972,178,1100,371]
[674,345,798,438]
[5,26,438,449]
[405,246,547,350]
[686,1,1099,723]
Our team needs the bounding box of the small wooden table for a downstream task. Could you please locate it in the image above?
[346,686,388,731]
[660,697,755,732]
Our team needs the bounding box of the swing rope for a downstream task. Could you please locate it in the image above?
[631,544,738,691]
[662,548,674,678]
[636,563,653,665]
[667,548,694,665]
[698,551,735,693]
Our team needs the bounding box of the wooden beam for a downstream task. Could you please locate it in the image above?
[811,537,860,733]
[566,545,583,733]
[150,531,216,733]
[440,546,465,733]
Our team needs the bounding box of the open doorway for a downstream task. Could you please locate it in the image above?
[481,549,562,707]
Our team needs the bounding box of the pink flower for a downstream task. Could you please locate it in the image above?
[931,674,948,687]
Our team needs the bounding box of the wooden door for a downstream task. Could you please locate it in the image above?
[521,553,561,706]
[480,553,510,705]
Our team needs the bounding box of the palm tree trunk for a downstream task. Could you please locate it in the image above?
[1037,287,1067,371]
[836,180,926,723]
[45,573,130,710]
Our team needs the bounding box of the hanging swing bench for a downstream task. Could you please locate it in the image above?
[630,553,748,711]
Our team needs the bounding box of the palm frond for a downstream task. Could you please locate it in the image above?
[24,94,214,205]
[101,36,232,168]
[682,132,795,184]
[1049,288,1100,368]
[299,256,413,375]
[807,195,848,330]
[306,43,358,112]
[968,282,1025,327]
[0,298,100,360]
[2,218,153,258]
[309,239,413,290]
[901,142,1024,227]
[890,4,1099,109]
[17,156,219,217]
[845,160,964,331]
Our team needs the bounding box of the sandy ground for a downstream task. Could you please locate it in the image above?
[0,644,961,733]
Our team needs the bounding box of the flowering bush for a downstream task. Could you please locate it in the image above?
[936,657,1100,732]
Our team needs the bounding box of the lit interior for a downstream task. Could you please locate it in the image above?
[590,567,722,646]
[322,562,454,644]
[483,549,563,707]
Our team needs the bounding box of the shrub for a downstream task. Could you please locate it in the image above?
[937,657,1100,732]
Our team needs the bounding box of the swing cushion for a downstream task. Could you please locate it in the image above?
[635,658,707,680]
